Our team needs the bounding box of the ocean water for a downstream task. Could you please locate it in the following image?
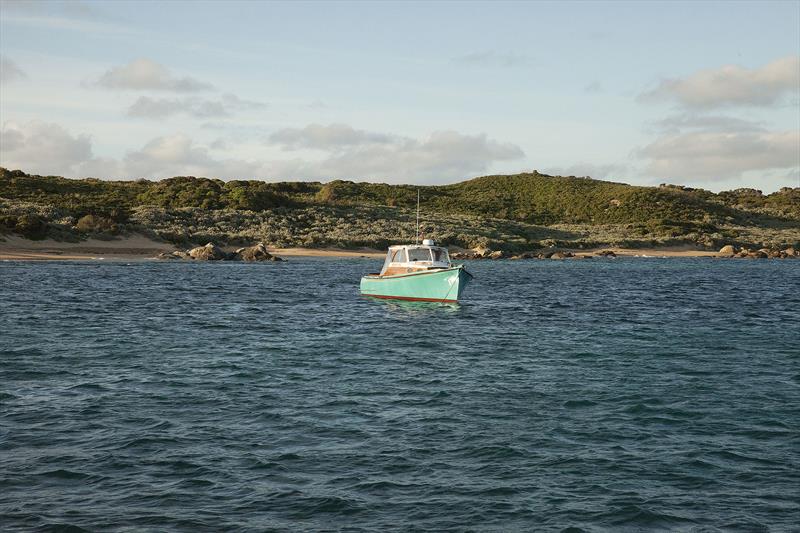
[1,258,798,532]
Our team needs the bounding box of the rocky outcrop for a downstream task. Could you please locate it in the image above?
[156,251,191,260]
[452,248,505,260]
[189,242,227,260]
[420,244,797,262]
[721,245,798,259]
[156,242,284,262]
[235,242,284,261]
[509,252,537,260]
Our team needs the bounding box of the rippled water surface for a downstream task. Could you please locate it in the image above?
[1,258,799,531]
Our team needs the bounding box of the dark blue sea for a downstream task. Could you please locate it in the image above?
[1,258,799,532]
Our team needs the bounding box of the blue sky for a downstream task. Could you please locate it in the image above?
[1,0,798,191]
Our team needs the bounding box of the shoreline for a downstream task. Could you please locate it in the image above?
[0,234,735,261]
[0,235,387,261]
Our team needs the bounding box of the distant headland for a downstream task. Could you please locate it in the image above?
[1,167,798,260]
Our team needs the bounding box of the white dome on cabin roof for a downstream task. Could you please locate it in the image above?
[422,239,435,246]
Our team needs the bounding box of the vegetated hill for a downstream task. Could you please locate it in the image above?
[1,167,798,250]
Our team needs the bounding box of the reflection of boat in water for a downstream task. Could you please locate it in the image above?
[360,239,473,303]
[363,295,462,311]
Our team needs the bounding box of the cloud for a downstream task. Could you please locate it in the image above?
[1,121,523,183]
[0,121,96,175]
[269,123,393,150]
[544,162,627,180]
[640,55,800,108]
[2,0,105,18]
[267,127,525,182]
[127,93,266,119]
[637,108,799,183]
[453,51,533,68]
[1,0,130,34]
[220,93,265,110]
[0,56,26,84]
[584,81,603,93]
[638,129,799,181]
[651,114,766,134]
[0,122,258,179]
[123,135,260,178]
[59,0,107,19]
[95,58,213,92]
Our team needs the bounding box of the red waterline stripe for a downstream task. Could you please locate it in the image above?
[364,294,458,303]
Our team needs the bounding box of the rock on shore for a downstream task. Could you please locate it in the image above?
[157,242,284,261]
[189,243,227,260]
[453,248,593,260]
[718,244,798,259]
[235,242,283,261]
[453,244,798,261]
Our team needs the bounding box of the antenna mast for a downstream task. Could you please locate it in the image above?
[416,189,420,244]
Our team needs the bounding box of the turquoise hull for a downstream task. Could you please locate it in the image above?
[360,265,473,303]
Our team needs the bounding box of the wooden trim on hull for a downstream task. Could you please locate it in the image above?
[363,267,454,281]
[364,294,458,303]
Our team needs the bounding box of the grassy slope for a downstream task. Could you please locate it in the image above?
[1,168,798,249]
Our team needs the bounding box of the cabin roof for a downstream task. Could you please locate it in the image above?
[388,244,444,250]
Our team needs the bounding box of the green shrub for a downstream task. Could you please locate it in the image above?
[14,213,48,239]
[1,167,798,249]
[75,214,118,234]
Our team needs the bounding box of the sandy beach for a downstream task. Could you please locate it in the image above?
[0,233,727,261]
[0,234,384,260]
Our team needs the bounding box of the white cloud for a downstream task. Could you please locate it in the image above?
[123,135,260,178]
[453,51,533,68]
[269,123,393,150]
[267,127,525,183]
[95,58,213,92]
[1,120,523,183]
[640,55,800,108]
[638,129,799,181]
[0,122,257,179]
[544,162,627,180]
[637,107,799,185]
[651,114,766,134]
[0,121,95,175]
[127,93,266,119]
[220,93,265,110]
[0,56,26,84]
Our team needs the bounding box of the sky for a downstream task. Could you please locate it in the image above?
[0,0,798,192]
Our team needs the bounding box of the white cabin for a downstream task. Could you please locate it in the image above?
[379,239,451,276]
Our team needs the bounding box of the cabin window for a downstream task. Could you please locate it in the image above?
[408,248,432,262]
[432,248,449,262]
[391,248,407,263]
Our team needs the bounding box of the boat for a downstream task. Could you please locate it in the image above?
[360,191,473,303]
[360,239,473,303]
